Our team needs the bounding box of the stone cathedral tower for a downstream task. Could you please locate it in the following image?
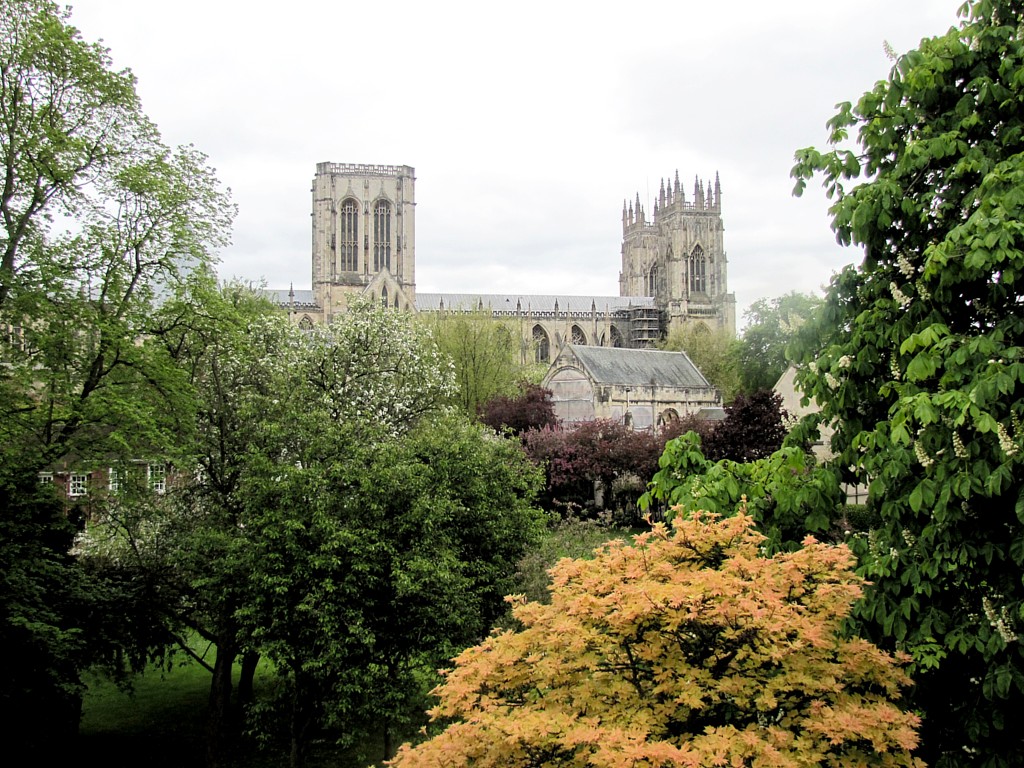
[311,162,416,322]
[619,171,736,336]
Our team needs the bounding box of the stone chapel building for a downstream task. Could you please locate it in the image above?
[270,162,736,362]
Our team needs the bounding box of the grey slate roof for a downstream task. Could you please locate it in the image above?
[264,288,319,308]
[696,407,728,421]
[415,293,655,314]
[566,345,712,389]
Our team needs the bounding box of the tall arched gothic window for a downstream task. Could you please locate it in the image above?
[374,200,392,272]
[689,244,707,293]
[610,326,624,348]
[339,198,359,272]
[533,325,550,363]
[571,325,587,345]
[381,286,389,308]
[645,264,658,297]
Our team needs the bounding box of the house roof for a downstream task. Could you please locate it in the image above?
[560,345,713,389]
[414,293,655,315]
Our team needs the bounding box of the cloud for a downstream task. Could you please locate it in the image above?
[67,0,960,318]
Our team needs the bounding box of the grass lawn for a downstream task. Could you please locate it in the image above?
[75,521,636,766]
[78,651,418,768]
[79,655,214,767]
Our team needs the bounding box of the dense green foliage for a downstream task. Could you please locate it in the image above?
[0,0,232,754]
[639,433,843,553]
[658,322,741,402]
[737,292,823,393]
[239,412,544,764]
[505,516,627,608]
[0,471,97,746]
[422,311,535,416]
[791,1,1024,763]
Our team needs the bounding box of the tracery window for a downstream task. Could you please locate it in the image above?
[298,315,314,331]
[610,326,624,348]
[689,244,707,293]
[374,200,392,272]
[571,325,587,345]
[533,325,550,363]
[339,198,359,272]
[382,286,389,308]
[645,264,658,297]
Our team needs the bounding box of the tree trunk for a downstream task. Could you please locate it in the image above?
[383,718,393,763]
[206,636,237,768]
[237,650,259,708]
[289,670,313,768]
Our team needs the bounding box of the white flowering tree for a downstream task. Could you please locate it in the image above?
[138,296,541,768]
[791,2,1024,764]
[296,297,455,435]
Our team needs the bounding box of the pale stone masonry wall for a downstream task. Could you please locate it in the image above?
[620,172,736,337]
[310,163,417,322]
[277,163,737,348]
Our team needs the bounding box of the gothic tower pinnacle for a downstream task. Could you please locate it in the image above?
[619,169,735,337]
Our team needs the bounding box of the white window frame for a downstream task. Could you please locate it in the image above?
[108,467,120,493]
[68,472,88,497]
[148,463,166,494]
[38,471,53,484]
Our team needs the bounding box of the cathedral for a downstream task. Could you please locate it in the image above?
[272,162,736,362]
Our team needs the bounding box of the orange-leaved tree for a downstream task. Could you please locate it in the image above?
[390,512,924,768]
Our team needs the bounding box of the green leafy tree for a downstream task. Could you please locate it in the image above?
[639,432,843,553]
[391,513,924,768]
[0,0,145,308]
[0,0,233,753]
[738,292,823,393]
[240,412,544,765]
[791,2,1024,763]
[423,311,530,416]
[0,1,232,468]
[100,298,542,768]
[658,323,741,402]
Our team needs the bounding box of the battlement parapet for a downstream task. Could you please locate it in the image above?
[316,162,415,178]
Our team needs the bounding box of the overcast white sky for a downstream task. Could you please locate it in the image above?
[66,0,958,322]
